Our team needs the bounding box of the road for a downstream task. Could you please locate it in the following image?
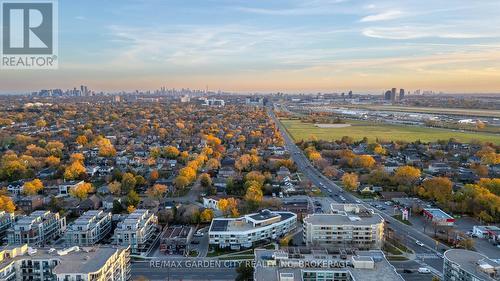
[269,109,446,276]
[131,261,237,281]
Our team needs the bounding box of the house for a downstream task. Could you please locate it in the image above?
[76,195,102,214]
[213,177,227,192]
[218,166,236,178]
[167,159,177,168]
[7,181,24,195]
[140,197,160,211]
[103,195,119,210]
[220,157,235,167]
[380,192,407,200]
[59,180,85,196]
[16,195,44,213]
[384,161,401,173]
[428,162,452,175]
[37,168,57,179]
[86,165,100,177]
[116,156,129,166]
[277,166,291,178]
[358,185,383,194]
[203,197,220,210]
[98,166,114,175]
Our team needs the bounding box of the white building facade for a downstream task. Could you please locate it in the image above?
[303,204,384,250]
[113,209,159,255]
[209,210,297,249]
[65,210,112,246]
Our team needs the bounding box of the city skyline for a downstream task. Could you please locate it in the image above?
[1,0,500,94]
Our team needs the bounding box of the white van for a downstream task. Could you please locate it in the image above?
[418,267,430,274]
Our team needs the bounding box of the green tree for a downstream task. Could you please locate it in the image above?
[126,190,140,207]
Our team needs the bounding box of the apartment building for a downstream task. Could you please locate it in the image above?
[0,244,130,281]
[7,211,66,246]
[0,212,15,242]
[254,248,404,281]
[303,204,384,250]
[113,209,159,255]
[209,209,297,250]
[443,249,499,281]
[65,210,112,246]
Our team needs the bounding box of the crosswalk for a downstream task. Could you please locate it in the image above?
[416,253,441,259]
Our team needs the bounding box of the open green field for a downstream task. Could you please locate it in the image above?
[344,105,500,118]
[280,119,500,144]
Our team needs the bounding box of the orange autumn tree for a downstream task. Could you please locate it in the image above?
[218,198,239,217]
[0,190,16,213]
[23,179,44,195]
[64,153,86,180]
[200,209,214,222]
[146,184,168,200]
[342,173,359,191]
[69,182,94,200]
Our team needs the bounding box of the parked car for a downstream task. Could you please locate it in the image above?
[403,269,413,273]
[416,240,425,247]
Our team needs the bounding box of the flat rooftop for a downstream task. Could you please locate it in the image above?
[304,213,383,226]
[161,225,193,240]
[254,249,403,281]
[444,249,500,281]
[209,210,295,233]
[0,245,127,275]
[248,210,280,221]
[423,208,454,219]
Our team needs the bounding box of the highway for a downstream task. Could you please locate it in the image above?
[269,109,446,276]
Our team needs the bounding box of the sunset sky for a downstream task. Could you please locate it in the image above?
[2,0,500,94]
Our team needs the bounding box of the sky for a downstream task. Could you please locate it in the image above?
[2,0,500,94]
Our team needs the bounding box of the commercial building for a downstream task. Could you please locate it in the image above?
[7,211,66,246]
[254,248,404,281]
[422,208,455,226]
[473,226,500,242]
[443,249,499,281]
[303,204,384,250]
[113,209,159,255]
[65,210,112,246]
[0,244,130,281]
[209,209,297,250]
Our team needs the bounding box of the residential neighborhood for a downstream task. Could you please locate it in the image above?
[0,94,497,281]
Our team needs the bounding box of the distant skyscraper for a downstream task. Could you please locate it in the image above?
[80,85,89,96]
[391,88,397,102]
[399,89,405,100]
[384,90,391,100]
[348,90,353,98]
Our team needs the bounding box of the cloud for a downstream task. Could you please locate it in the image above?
[360,10,403,22]
[362,26,499,40]
[235,0,354,16]
[105,24,358,70]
